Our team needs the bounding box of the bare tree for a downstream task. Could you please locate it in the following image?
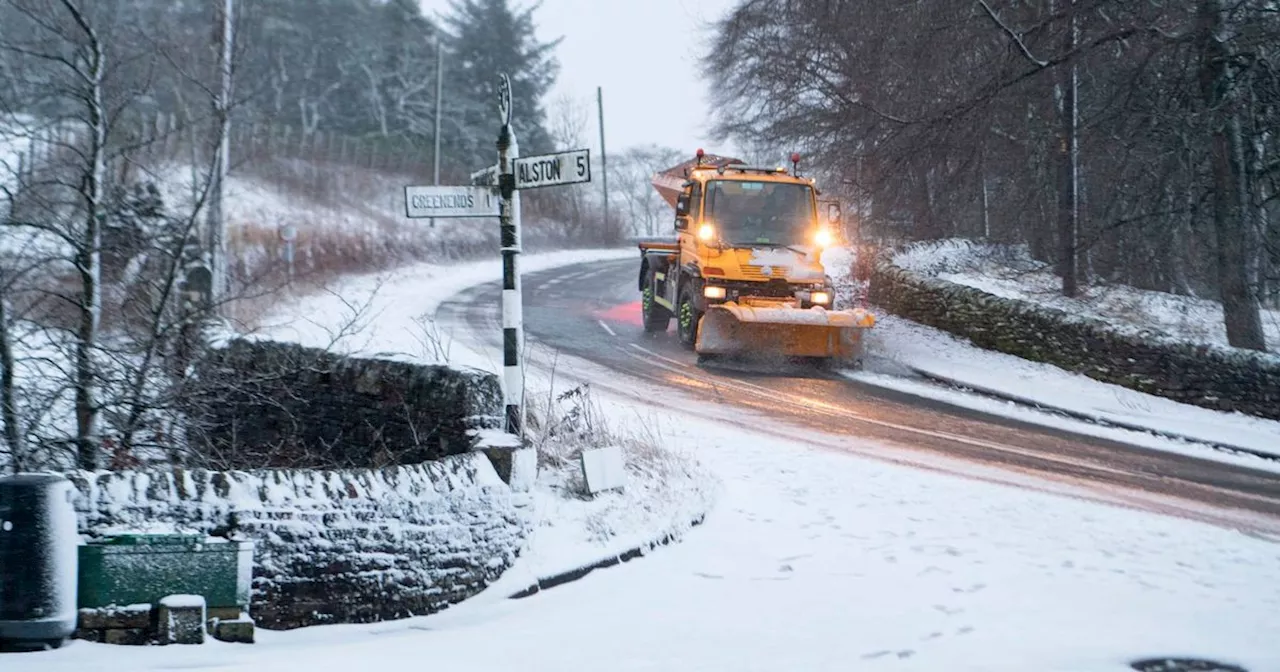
[609,144,684,237]
[702,0,1277,351]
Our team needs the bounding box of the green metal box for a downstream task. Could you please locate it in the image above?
[77,534,253,610]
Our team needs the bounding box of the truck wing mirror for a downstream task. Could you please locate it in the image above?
[674,216,689,231]
[675,193,691,217]
[826,202,842,224]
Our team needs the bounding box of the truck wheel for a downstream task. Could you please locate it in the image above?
[676,283,701,350]
[641,269,671,333]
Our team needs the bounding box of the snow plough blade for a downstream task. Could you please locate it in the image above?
[696,304,876,362]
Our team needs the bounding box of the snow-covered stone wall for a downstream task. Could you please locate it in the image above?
[67,453,528,630]
[870,246,1280,420]
[187,338,503,469]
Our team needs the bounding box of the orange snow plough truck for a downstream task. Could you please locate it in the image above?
[637,149,876,365]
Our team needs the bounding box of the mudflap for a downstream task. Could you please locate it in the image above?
[695,305,870,364]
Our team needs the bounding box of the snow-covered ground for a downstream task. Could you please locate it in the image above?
[10,249,1280,671]
[13,354,1280,671]
[895,238,1280,354]
[151,159,494,275]
[254,247,718,586]
[850,314,1280,470]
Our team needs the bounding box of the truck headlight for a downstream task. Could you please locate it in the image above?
[697,223,716,242]
[704,285,726,300]
[811,290,831,305]
[814,228,833,247]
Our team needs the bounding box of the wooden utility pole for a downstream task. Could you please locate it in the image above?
[597,86,608,232]
[431,36,444,228]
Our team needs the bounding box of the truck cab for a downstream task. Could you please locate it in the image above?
[638,151,845,351]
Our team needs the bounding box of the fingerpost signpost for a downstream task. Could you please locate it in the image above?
[406,72,592,440]
[489,74,592,437]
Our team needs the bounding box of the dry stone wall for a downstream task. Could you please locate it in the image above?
[868,244,1280,420]
[187,338,504,469]
[67,453,529,630]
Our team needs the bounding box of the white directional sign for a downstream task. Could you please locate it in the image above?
[470,164,498,187]
[513,148,591,189]
[404,185,499,218]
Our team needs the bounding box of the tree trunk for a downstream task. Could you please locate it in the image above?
[1200,0,1266,350]
[74,17,107,470]
[0,277,21,472]
[1056,1,1080,297]
[208,0,234,313]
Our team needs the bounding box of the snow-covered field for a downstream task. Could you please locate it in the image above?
[151,159,494,274]
[895,238,1280,354]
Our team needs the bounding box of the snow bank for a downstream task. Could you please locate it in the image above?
[871,240,1280,422]
[67,452,529,630]
[851,314,1280,467]
[895,238,1280,354]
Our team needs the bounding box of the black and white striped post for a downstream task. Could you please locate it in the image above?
[496,74,524,437]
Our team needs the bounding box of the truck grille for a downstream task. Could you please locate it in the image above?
[739,264,771,281]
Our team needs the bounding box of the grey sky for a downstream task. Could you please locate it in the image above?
[419,0,740,159]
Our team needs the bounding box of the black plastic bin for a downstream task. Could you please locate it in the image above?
[0,474,79,651]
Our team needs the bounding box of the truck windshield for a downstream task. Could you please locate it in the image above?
[704,180,815,246]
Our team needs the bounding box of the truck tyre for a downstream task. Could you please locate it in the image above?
[676,282,701,350]
[641,268,671,333]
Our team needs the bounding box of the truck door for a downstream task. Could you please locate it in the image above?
[678,181,702,269]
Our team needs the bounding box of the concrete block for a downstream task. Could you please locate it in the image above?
[580,445,626,494]
[212,616,255,644]
[78,604,152,631]
[157,595,206,645]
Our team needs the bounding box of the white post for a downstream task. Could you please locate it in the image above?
[496,74,523,437]
[597,86,608,233]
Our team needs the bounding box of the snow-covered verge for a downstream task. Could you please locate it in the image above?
[66,451,527,630]
[254,247,717,596]
[852,314,1280,468]
[488,379,717,591]
[896,238,1280,354]
[863,240,1280,425]
[820,242,1280,469]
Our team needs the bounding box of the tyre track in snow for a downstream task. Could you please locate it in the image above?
[438,258,1280,534]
